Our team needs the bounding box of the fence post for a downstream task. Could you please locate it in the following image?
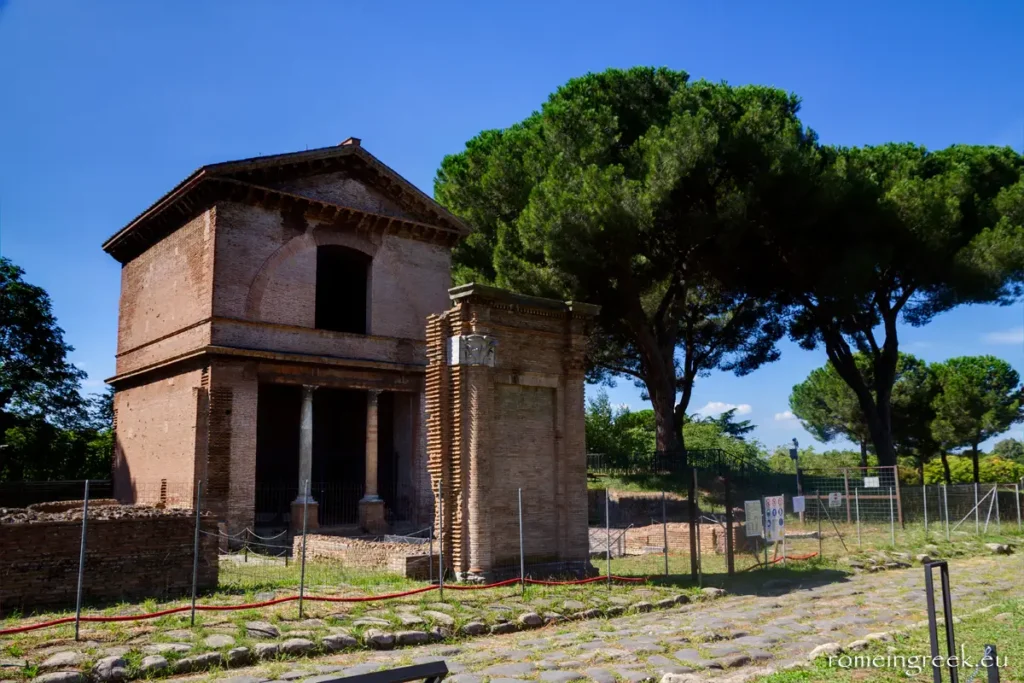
[693,467,702,586]
[923,484,928,537]
[889,486,895,547]
[855,488,861,548]
[605,488,611,590]
[428,523,434,585]
[782,493,787,567]
[1016,484,1021,532]
[764,494,771,569]
[74,479,90,641]
[437,479,444,601]
[994,484,1000,532]
[190,481,203,627]
[816,490,822,559]
[688,466,698,581]
[662,490,669,577]
[894,466,904,528]
[943,484,950,542]
[723,477,734,576]
[518,488,525,598]
[843,469,851,524]
[298,479,310,618]
[975,482,981,534]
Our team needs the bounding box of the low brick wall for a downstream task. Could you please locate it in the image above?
[294,534,435,579]
[0,514,218,614]
[624,522,754,555]
[588,489,690,525]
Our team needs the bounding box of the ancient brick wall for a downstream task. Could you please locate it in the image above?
[112,367,207,502]
[115,210,214,376]
[426,284,598,580]
[623,522,754,556]
[211,198,451,348]
[0,516,218,614]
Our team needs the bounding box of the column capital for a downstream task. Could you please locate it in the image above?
[367,388,382,401]
[301,384,317,396]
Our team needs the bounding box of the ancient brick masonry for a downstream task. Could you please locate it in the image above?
[0,513,218,614]
[426,284,599,581]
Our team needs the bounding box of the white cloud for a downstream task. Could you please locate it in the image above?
[983,327,1024,345]
[774,410,796,421]
[695,401,752,417]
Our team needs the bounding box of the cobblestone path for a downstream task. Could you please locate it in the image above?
[199,556,1021,683]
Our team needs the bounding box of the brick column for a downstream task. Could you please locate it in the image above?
[359,389,387,533]
[291,384,318,533]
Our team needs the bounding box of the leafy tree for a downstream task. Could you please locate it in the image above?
[436,68,809,457]
[991,437,1024,464]
[584,391,655,465]
[789,353,938,473]
[731,144,1024,467]
[765,445,868,474]
[689,408,755,441]
[1,258,91,478]
[931,356,1023,483]
[923,455,1024,484]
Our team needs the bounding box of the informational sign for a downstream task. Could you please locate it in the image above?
[828,492,843,508]
[764,495,785,541]
[792,496,805,513]
[744,500,763,538]
[863,476,880,488]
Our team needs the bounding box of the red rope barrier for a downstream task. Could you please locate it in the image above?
[0,574,650,636]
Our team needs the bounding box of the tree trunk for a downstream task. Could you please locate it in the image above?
[971,441,980,484]
[859,440,868,469]
[940,451,952,484]
[650,387,680,455]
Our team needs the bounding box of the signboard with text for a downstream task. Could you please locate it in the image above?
[744,500,763,538]
[863,476,880,488]
[764,495,785,542]
[828,492,843,508]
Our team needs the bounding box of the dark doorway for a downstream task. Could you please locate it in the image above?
[315,246,370,334]
[311,388,366,524]
[254,383,301,527]
[377,392,397,518]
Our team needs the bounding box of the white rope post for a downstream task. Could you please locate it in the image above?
[74,480,90,641]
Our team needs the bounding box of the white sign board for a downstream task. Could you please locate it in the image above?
[863,476,880,488]
[792,496,805,513]
[764,495,785,542]
[828,492,843,508]
[744,500,763,538]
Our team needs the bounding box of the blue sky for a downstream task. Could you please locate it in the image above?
[1,0,1022,451]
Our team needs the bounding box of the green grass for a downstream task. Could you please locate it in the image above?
[755,599,1024,682]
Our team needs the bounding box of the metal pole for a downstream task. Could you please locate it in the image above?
[985,644,1000,683]
[843,469,851,524]
[298,479,309,618]
[782,496,787,567]
[894,465,904,528]
[816,490,822,559]
[693,467,702,586]
[605,489,611,590]
[190,481,203,627]
[724,477,734,576]
[889,487,895,546]
[994,484,1000,532]
[437,479,444,601]
[923,484,928,536]
[975,483,980,534]
[764,495,770,569]
[428,523,434,585]
[944,484,950,542]
[661,491,669,577]
[1016,484,1021,532]
[74,480,90,641]
[517,488,525,598]
[855,488,861,548]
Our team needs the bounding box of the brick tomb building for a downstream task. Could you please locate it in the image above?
[103,139,597,574]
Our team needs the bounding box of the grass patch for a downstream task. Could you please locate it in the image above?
[755,599,1024,682]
